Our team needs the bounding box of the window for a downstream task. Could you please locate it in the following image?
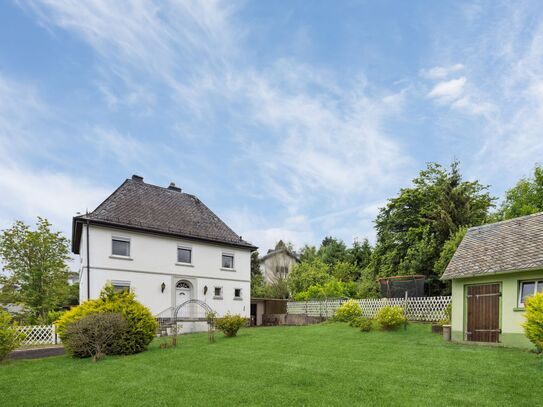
[214,287,223,299]
[177,247,192,264]
[275,266,289,279]
[112,280,130,293]
[234,288,242,299]
[112,237,130,257]
[518,280,543,307]
[222,254,234,269]
[176,281,191,289]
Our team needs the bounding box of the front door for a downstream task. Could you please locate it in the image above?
[466,283,501,343]
[176,280,192,309]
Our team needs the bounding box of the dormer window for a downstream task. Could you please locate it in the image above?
[112,237,130,257]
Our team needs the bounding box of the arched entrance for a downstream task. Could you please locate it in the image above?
[175,280,192,309]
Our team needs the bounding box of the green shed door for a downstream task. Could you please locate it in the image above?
[466,284,501,343]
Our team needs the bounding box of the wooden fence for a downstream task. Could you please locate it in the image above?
[287,296,451,322]
[16,325,59,345]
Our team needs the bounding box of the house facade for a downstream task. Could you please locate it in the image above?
[72,175,257,331]
[442,212,543,349]
[260,241,300,284]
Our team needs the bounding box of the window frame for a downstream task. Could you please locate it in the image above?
[111,280,130,293]
[221,252,235,270]
[177,246,192,264]
[111,236,131,257]
[213,286,223,299]
[234,288,242,300]
[518,280,543,307]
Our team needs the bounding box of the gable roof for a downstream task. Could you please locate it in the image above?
[260,248,300,262]
[441,212,543,280]
[72,175,257,253]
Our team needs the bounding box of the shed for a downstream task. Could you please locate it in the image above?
[442,212,543,349]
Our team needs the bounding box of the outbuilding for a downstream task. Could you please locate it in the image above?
[442,212,543,349]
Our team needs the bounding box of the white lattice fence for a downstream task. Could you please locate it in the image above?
[16,325,59,345]
[287,296,451,322]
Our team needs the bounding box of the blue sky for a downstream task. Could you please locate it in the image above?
[1,1,542,253]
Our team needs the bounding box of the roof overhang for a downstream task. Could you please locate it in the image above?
[71,217,258,255]
[441,265,543,280]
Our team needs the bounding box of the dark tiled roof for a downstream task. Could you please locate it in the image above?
[441,212,543,280]
[72,176,256,252]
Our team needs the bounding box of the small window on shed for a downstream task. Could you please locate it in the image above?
[518,281,543,307]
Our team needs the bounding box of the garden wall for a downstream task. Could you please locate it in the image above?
[287,296,451,322]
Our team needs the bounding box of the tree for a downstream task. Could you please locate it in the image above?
[369,161,494,294]
[495,165,543,220]
[250,250,261,278]
[433,227,467,279]
[287,258,331,296]
[348,239,372,272]
[332,261,359,283]
[0,218,71,322]
[317,236,348,266]
[299,244,318,263]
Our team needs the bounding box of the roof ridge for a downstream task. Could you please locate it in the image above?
[468,211,543,232]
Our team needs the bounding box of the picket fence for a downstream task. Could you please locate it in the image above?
[16,325,59,345]
[287,296,451,322]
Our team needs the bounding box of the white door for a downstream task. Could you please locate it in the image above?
[175,280,193,333]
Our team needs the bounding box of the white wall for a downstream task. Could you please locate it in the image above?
[78,225,251,318]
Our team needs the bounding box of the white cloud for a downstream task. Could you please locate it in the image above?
[421,63,465,79]
[427,77,466,103]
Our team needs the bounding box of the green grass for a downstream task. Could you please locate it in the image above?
[1,323,542,406]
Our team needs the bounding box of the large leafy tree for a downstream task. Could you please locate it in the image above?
[0,218,71,321]
[370,161,494,294]
[317,236,348,266]
[287,258,331,296]
[495,165,543,220]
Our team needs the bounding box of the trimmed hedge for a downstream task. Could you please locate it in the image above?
[375,306,407,330]
[334,299,362,322]
[215,314,246,337]
[56,285,157,355]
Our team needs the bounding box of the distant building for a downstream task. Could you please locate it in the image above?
[260,241,300,284]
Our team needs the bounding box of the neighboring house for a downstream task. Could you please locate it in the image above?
[260,241,300,284]
[442,212,543,349]
[67,272,79,286]
[72,175,257,331]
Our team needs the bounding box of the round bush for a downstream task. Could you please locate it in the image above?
[523,292,543,352]
[348,316,373,332]
[334,299,362,322]
[64,312,129,360]
[0,310,21,362]
[376,305,407,330]
[214,314,247,337]
[56,285,158,355]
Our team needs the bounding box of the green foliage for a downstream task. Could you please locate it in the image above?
[56,284,158,355]
[332,261,359,282]
[45,310,66,325]
[334,299,362,322]
[299,244,318,263]
[0,218,72,321]
[250,250,261,278]
[214,314,247,337]
[318,236,348,266]
[434,227,467,279]
[349,316,373,332]
[0,310,21,361]
[370,161,494,294]
[287,258,331,296]
[376,306,407,330]
[64,312,129,361]
[251,275,289,299]
[523,292,543,352]
[347,239,372,272]
[294,279,351,301]
[496,165,543,220]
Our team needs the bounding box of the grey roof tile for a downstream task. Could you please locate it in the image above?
[442,212,543,279]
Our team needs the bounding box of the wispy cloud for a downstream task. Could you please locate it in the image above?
[420,63,465,79]
[428,77,467,103]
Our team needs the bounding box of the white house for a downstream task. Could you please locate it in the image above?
[72,175,257,331]
[260,240,300,284]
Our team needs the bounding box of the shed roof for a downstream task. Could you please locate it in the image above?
[441,212,543,280]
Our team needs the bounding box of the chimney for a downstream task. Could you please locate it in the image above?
[132,174,144,182]
[168,182,181,192]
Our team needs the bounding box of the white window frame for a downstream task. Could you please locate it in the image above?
[176,246,193,265]
[213,286,223,299]
[111,236,131,258]
[111,280,131,293]
[221,252,235,270]
[518,280,543,307]
[234,288,242,300]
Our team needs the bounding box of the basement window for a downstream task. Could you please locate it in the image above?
[112,280,130,293]
[518,280,543,307]
[112,237,130,257]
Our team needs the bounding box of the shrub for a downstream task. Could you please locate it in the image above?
[0,310,21,361]
[523,292,543,352]
[334,299,362,322]
[56,284,158,355]
[376,306,407,330]
[64,312,129,361]
[214,314,247,337]
[348,316,373,332]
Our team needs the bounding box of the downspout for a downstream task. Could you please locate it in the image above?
[86,214,90,301]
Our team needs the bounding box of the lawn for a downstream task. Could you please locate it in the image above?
[1,323,542,406]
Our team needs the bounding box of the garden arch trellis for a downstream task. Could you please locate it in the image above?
[173,299,214,322]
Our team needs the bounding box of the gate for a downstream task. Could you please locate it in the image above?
[466,283,501,343]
